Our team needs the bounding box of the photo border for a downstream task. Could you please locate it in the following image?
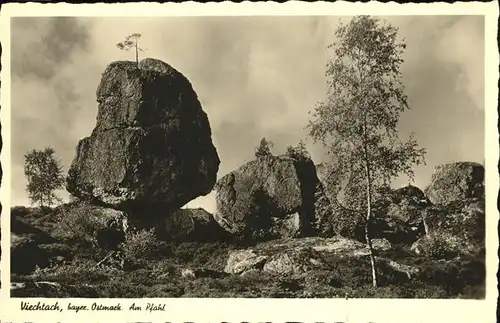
[1,2,498,322]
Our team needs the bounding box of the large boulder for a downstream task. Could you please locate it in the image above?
[67,58,220,213]
[214,155,322,240]
[314,183,429,244]
[411,198,485,258]
[315,162,340,201]
[371,185,429,244]
[425,162,484,205]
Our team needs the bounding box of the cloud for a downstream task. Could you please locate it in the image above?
[11,17,91,80]
[434,17,485,110]
[10,17,93,206]
[10,16,485,212]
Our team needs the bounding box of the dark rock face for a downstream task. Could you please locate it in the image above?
[372,185,429,244]
[11,233,49,274]
[214,155,321,240]
[161,208,229,242]
[425,162,484,205]
[67,58,220,212]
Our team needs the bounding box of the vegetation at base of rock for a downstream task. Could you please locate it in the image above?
[307,15,427,287]
[121,228,162,266]
[24,147,66,208]
[11,233,484,299]
[54,202,107,247]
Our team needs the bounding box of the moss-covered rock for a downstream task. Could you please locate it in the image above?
[411,198,485,258]
[425,162,484,205]
[67,58,220,213]
[214,155,322,240]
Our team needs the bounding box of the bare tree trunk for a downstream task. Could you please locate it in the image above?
[362,105,378,288]
[135,39,139,64]
[364,148,378,288]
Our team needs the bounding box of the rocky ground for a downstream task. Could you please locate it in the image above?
[10,200,485,299]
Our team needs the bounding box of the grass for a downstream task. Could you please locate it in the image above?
[10,206,486,299]
[11,240,485,298]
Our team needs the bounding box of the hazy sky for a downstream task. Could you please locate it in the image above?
[10,16,485,212]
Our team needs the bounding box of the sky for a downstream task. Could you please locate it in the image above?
[9,15,485,213]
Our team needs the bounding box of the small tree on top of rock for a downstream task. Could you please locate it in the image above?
[286,140,311,161]
[308,16,426,287]
[24,147,65,208]
[116,33,146,64]
[255,137,274,158]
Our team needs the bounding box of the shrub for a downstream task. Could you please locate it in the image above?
[255,137,274,158]
[31,259,114,285]
[100,279,150,298]
[121,228,161,265]
[54,202,107,247]
[24,147,65,208]
[165,241,234,270]
[285,140,310,161]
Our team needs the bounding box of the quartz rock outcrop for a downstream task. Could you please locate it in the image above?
[67,58,220,212]
[214,155,322,240]
[425,162,484,205]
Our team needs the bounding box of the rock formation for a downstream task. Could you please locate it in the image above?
[371,185,429,244]
[224,236,418,279]
[214,154,323,240]
[411,198,485,258]
[425,162,484,205]
[67,58,220,214]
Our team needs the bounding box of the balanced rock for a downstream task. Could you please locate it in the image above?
[214,155,321,240]
[67,58,220,211]
[425,162,484,205]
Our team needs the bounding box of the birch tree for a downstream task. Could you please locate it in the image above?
[308,16,426,287]
[24,147,65,208]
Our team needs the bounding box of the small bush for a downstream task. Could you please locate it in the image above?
[100,279,150,298]
[121,228,161,265]
[285,140,310,161]
[54,202,107,246]
[166,242,234,271]
[255,137,274,158]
